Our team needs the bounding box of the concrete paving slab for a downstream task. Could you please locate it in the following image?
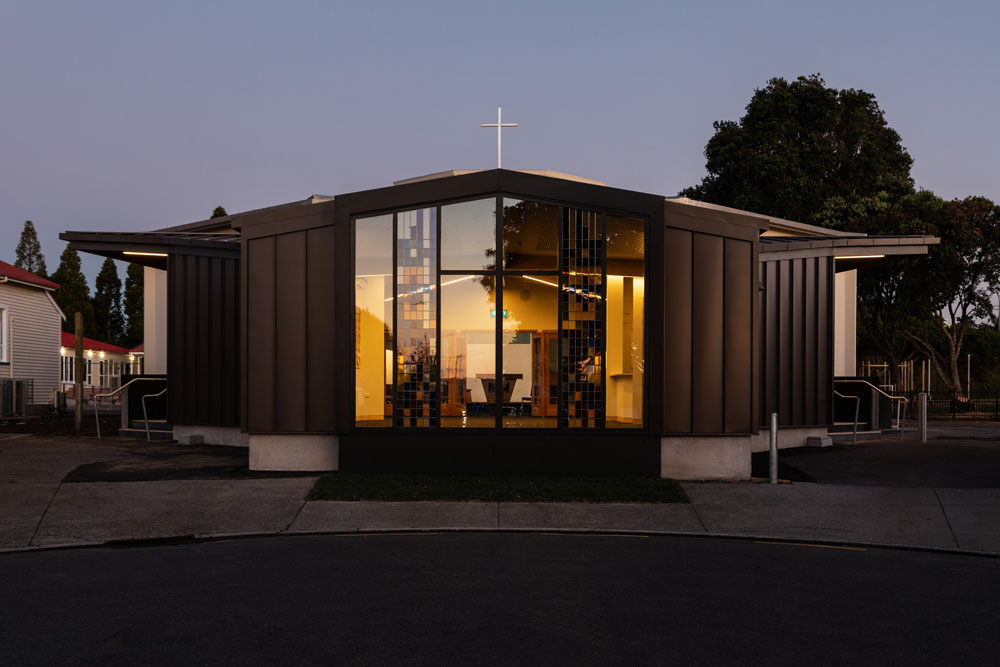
[499,502,705,533]
[0,482,59,548]
[684,483,959,550]
[934,488,1000,553]
[290,501,498,532]
[0,436,126,483]
[30,478,318,547]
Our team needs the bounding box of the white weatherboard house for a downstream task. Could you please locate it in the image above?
[0,259,64,412]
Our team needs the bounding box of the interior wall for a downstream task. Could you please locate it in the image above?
[143,266,167,374]
[834,269,857,377]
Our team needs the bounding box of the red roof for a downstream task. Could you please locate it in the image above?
[130,343,144,353]
[60,331,130,355]
[0,259,59,290]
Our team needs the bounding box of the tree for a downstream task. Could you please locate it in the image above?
[14,220,48,278]
[905,197,1000,397]
[681,74,914,230]
[93,258,125,345]
[853,190,942,380]
[51,245,95,336]
[211,206,228,218]
[123,263,144,348]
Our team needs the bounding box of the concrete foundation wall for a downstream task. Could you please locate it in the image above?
[750,426,829,453]
[249,434,339,471]
[174,425,249,448]
[660,436,751,480]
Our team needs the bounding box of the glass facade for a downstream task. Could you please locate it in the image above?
[396,208,438,427]
[441,275,496,428]
[354,214,393,427]
[353,195,644,430]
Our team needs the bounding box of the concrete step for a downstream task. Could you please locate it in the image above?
[129,419,171,431]
[828,430,881,444]
[118,427,174,441]
[829,422,873,433]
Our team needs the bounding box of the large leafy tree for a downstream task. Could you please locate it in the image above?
[51,245,95,336]
[92,257,125,345]
[681,74,914,229]
[211,206,228,218]
[123,263,144,348]
[14,220,48,278]
[905,197,1000,396]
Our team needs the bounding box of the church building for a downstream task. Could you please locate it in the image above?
[62,169,937,478]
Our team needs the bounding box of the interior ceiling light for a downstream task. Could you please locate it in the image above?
[834,254,885,260]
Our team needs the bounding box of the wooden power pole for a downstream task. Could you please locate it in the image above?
[74,312,84,430]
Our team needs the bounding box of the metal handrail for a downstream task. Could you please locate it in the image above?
[141,388,168,442]
[836,378,908,436]
[93,377,166,439]
[833,390,861,445]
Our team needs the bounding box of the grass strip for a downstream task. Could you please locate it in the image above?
[308,472,689,503]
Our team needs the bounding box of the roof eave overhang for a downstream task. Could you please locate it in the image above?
[760,236,940,271]
[60,232,241,269]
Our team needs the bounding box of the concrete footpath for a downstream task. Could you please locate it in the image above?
[2,431,999,555]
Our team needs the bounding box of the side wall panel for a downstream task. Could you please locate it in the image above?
[759,255,833,428]
[242,211,337,434]
[724,238,753,433]
[167,253,240,426]
[691,234,724,433]
[246,238,276,432]
[662,228,692,433]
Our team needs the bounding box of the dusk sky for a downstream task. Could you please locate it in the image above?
[2,0,997,285]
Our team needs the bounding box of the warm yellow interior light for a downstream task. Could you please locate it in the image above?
[123,251,168,257]
[834,254,885,260]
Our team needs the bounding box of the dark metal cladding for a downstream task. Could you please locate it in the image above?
[167,252,240,426]
[759,255,834,428]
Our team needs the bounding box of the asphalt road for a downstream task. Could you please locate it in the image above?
[2,533,998,666]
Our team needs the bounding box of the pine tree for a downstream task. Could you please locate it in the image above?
[93,258,125,345]
[211,206,228,218]
[51,244,95,336]
[123,263,144,348]
[14,220,48,278]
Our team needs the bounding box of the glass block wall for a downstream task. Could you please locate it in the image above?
[396,207,438,426]
[560,208,604,427]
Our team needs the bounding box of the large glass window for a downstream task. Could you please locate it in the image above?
[606,215,645,427]
[502,275,558,428]
[441,198,496,271]
[441,275,496,427]
[353,196,644,430]
[355,214,393,427]
[502,199,558,271]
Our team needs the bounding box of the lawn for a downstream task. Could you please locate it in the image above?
[308,472,689,503]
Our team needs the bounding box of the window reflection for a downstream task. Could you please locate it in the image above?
[441,275,496,428]
[355,214,393,427]
[502,275,558,428]
[441,198,496,271]
[606,215,644,427]
[502,198,558,271]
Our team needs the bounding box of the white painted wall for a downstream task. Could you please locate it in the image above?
[144,266,168,374]
[0,282,61,402]
[834,269,857,377]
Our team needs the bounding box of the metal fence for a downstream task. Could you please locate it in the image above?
[0,378,35,417]
[905,391,1000,420]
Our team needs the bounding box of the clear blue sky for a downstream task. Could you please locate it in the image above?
[2,0,997,285]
